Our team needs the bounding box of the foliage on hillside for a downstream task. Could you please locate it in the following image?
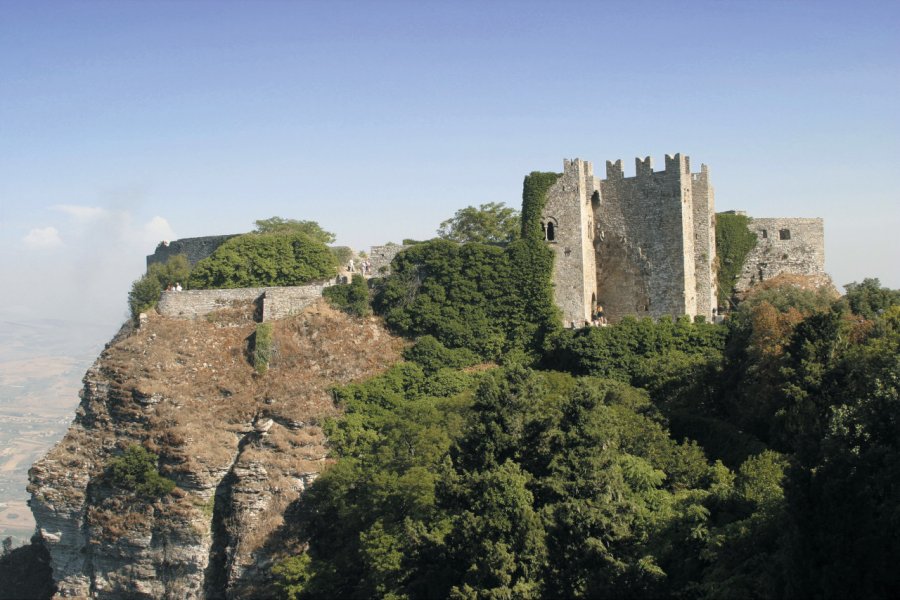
[252,323,274,376]
[273,273,900,599]
[323,274,371,317]
[373,238,558,361]
[254,217,337,244]
[107,445,175,498]
[715,212,758,308]
[189,232,337,289]
[128,254,192,318]
[437,202,520,244]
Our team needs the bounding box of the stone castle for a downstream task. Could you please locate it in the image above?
[539,155,825,326]
[146,154,826,327]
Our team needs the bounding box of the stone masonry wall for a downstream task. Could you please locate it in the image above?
[691,165,717,318]
[541,159,598,327]
[369,244,410,275]
[146,235,239,268]
[734,217,826,295]
[156,282,334,321]
[598,154,696,321]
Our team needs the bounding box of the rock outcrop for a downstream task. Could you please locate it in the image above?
[28,300,404,598]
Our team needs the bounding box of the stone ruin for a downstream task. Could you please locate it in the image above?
[540,155,826,326]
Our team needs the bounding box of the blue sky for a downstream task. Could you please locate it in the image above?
[1,0,898,334]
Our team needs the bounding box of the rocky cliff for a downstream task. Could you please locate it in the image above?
[28,300,404,599]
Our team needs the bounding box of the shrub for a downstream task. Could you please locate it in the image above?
[107,445,175,498]
[402,335,480,374]
[323,274,371,317]
[373,238,558,361]
[253,217,336,244]
[128,254,192,318]
[253,323,274,375]
[189,232,337,289]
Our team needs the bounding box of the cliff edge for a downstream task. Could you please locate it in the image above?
[27,299,404,599]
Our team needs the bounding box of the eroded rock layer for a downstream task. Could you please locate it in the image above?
[29,300,404,599]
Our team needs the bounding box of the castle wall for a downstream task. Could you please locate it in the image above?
[734,217,826,294]
[146,235,239,268]
[368,244,410,275]
[541,159,598,326]
[156,282,334,321]
[597,154,697,321]
[691,165,717,317]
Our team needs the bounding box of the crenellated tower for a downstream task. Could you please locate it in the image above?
[539,159,599,327]
[538,153,717,325]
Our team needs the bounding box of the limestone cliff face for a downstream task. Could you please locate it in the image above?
[28,301,404,599]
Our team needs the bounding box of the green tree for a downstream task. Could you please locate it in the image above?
[843,278,900,319]
[253,217,336,244]
[128,254,192,318]
[189,232,337,289]
[323,274,371,316]
[437,202,521,245]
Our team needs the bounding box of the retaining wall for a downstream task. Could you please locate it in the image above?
[156,281,335,321]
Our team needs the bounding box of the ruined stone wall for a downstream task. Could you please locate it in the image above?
[156,282,334,321]
[541,159,598,327]
[734,217,826,294]
[146,235,240,268]
[597,154,696,321]
[262,284,334,321]
[368,244,410,275]
[691,165,717,318]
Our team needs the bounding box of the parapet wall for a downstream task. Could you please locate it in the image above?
[147,235,239,268]
[369,244,410,275]
[156,281,335,321]
[734,217,826,295]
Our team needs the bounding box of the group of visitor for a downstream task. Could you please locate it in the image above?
[165,282,183,292]
[347,259,372,276]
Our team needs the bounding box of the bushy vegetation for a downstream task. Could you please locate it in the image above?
[715,212,758,308]
[373,238,558,361]
[323,274,371,317]
[254,217,337,244]
[189,232,337,289]
[253,322,274,375]
[107,445,175,498]
[437,202,520,244]
[128,254,191,318]
[273,243,900,598]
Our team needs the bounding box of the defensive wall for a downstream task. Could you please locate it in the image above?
[733,217,826,294]
[542,154,717,326]
[156,281,335,321]
[146,235,239,268]
[369,244,410,274]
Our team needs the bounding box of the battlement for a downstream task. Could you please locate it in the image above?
[664,153,689,175]
[602,153,697,180]
[691,164,710,182]
[563,158,594,180]
[635,156,654,177]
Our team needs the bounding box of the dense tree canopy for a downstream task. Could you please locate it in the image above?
[272,260,900,599]
[373,238,558,361]
[254,217,337,244]
[436,202,520,245]
[189,232,337,289]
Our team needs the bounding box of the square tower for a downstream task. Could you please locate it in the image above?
[540,159,599,327]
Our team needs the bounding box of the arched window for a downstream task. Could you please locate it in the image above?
[546,221,555,241]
